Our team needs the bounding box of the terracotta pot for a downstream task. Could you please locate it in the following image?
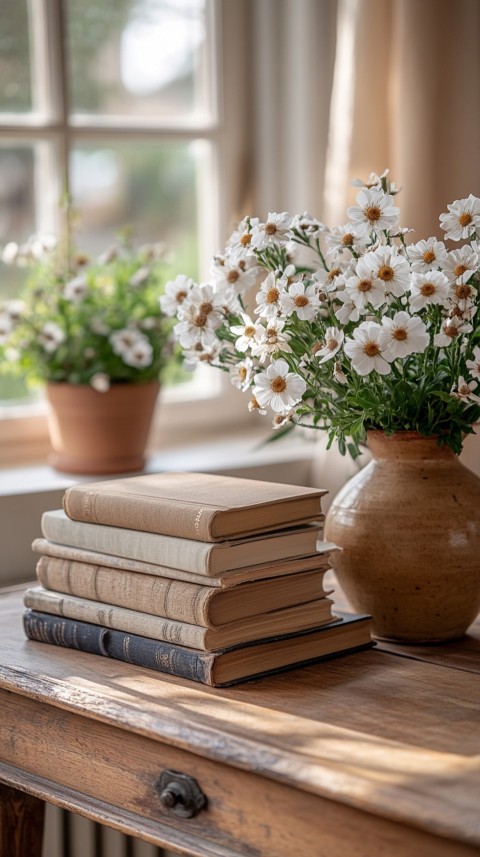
[46,381,160,475]
[324,430,480,643]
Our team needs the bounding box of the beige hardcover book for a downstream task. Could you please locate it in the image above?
[36,554,331,628]
[41,510,323,576]
[62,471,326,541]
[23,586,337,651]
[32,538,334,588]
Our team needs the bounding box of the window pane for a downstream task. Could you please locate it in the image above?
[67,0,210,120]
[69,139,200,280]
[0,145,36,299]
[0,0,33,113]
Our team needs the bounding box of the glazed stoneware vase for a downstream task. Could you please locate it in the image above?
[46,380,160,475]
[324,430,480,643]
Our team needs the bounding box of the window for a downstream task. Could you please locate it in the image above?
[0,0,253,465]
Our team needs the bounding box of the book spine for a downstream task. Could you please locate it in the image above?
[41,512,214,574]
[36,555,212,626]
[23,610,215,684]
[24,587,210,649]
[63,489,218,541]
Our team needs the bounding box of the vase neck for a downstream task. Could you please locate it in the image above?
[366,431,455,461]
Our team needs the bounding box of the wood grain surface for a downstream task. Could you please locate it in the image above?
[0,586,479,856]
[0,784,44,857]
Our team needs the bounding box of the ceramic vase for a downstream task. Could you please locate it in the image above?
[46,381,160,475]
[324,431,480,642]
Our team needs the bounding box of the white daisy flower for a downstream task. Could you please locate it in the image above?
[182,339,224,370]
[0,313,13,343]
[450,376,480,403]
[442,246,478,286]
[210,255,258,295]
[230,358,254,391]
[378,311,429,362]
[407,237,448,273]
[433,317,472,347]
[280,282,320,321]
[351,169,391,190]
[347,187,399,233]
[160,274,194,317]
[466,346,480,379]
[439,194,480,241]
[90,372,110,392]
[173,309,221,350]
[251,317,292,363]
[39,321,65,353]
[254,271,285,318]
[409,271,450,312]
[63,275,87,302]
[291,212,326,240]
[248,395,267,415]
[225,216,260,262]
[110,328,142,356]
[122,336,153,368]
[345,256,386,310]
[451,280,477,313]
[1,242,19,264]
[178,283,225,329]
[272,410,294,430]
[4,299,25,321]
[252,357,307,413]
[335,291,361,325]
[314,263,348,294]
[230,313,263,352]
[97,244,120,264]
[344,321,390,376]
[250,212,293,252]
[365,246,410,297]
[325,223,369,259]
[316,327,344,364]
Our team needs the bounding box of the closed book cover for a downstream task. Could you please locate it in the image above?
[41,510,323,575]
[36,555,331,627]
[62,471,326,541]
[32,537,333,588]
[23,586,337,651]
[23,610,373,686]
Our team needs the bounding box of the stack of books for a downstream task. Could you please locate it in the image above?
[23,472,373,686]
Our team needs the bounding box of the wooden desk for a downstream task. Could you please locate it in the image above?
[1,585,479,857]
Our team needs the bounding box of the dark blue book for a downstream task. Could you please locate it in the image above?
[23,609,373,687]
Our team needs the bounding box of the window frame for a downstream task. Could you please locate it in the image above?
[0,0,257,467]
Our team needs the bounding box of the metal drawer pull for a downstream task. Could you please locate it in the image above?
[155,769,207,818]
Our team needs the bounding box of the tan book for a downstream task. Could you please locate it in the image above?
[62,471,326,541]
[41,510,323,576]
[36,555,331,628]
[23,586,337,651]
[32,538,334,587]
[24,609,373,686]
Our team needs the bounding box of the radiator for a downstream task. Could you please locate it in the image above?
[43,805,179,857]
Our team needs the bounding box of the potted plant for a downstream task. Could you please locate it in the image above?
[0,227,176,474]
[164,171,480,642]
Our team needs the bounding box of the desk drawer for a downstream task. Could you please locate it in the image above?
[1,690,477,857]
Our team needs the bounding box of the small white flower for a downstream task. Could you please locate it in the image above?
[97,245,120,264]
[252,357,306,413]
[272,410,294,430]
[225,216,260,262]
[291,212,326,240]
[442,246,478,286]
[248,395,267,415]
[0,313,13,343]
[365,246,410,297]
[333,361,348,384]
[230,313,262,352]
[63,275,87,302]
[110,328,142,356]
[351,169,391,190]
[210,255,258,294]
[347,187,399,233]
[378,311,429,361]
[39,322,65,353]
[314,263,348,294]
[439,194,480,241]
[409,271,450,311]
[450,376,480,403]
[325,224,369,259]
[335,291,361,324]
[316,327,344,364]
[251,317,292,362]
[1,242,19,264]
[466,346,480,379]
[407,237,448,273]
[230,358,254,391]
[182,339,224,370]
[4,299,25,320]
[433,317,472,347]
[254,271,285,318]
[129,266,150,288]
[160,274,194,317]
[250,212,293,252]
[90,372,110,392]
[280,281,320,321]
[345,256,386,310]
[122,337,153,368]
[344,321,391,376]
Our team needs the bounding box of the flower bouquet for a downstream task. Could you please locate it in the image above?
[164,170,480,457]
